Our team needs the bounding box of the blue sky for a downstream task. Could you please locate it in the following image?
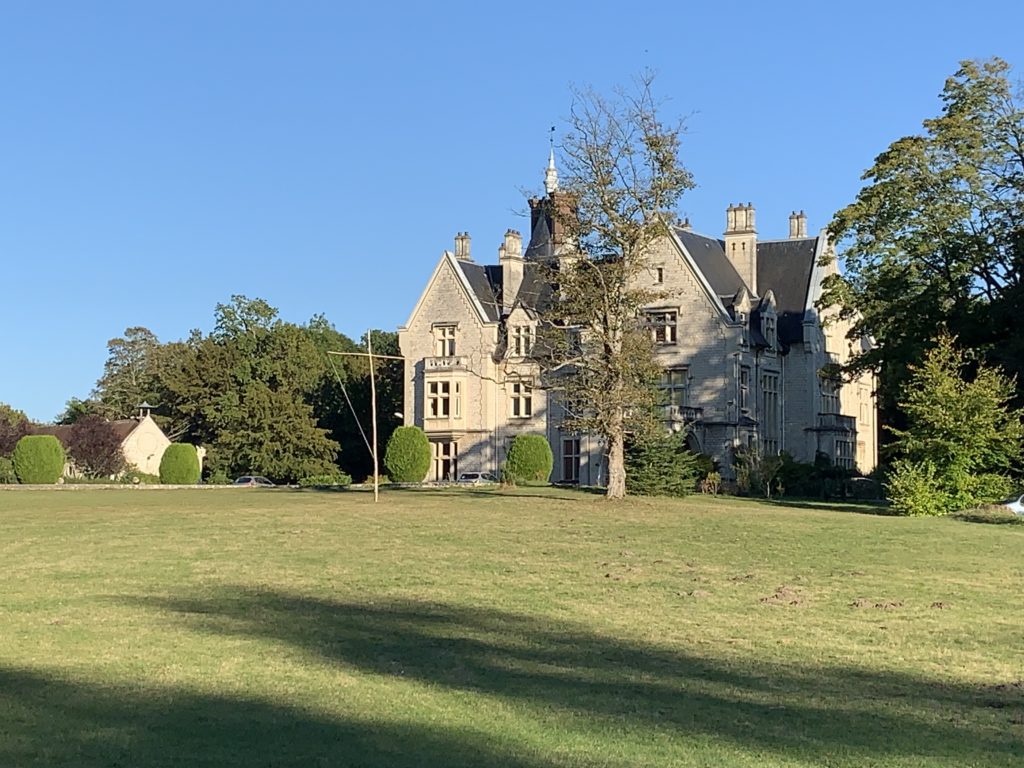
[2,1,1022,422]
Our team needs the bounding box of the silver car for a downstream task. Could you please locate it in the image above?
[1000,493,1024,515]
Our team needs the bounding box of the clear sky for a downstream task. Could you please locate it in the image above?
[2,1,1022,422]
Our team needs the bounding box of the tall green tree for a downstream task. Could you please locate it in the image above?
[92,327,163,420]
[887,333,1024,516]
[539,73,694,498]
[823,58,1024,429]
[0,403,30,457]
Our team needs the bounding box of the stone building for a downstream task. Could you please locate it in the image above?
[398,157,877,483]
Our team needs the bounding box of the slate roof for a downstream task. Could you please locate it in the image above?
[31,419,140,445]
[756,238,817,344]
[456,259,502,322]
[673,228,745,298]
[524,212,554,261]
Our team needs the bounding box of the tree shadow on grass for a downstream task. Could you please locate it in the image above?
[0,666,550,768]
[122,588,1023,767]
[759,498,898,517]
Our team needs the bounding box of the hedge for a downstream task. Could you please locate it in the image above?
[159,443,201,484]
[503,433,553,485]
[384,426,431,483]
[13,435,65,484]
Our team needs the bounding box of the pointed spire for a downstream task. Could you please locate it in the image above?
[544,127,559,195]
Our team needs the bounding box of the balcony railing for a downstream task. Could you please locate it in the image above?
[817,413,856,432]
[424,356,468,371]
[664,404,704,423]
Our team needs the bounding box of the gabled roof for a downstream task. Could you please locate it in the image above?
[756,237,817,344]
[31,419,141,445]
[673,228,745,298]
[457,259,502,322]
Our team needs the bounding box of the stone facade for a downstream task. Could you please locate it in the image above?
[398,169,878,484]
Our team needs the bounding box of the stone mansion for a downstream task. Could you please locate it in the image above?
[398,158,878,484]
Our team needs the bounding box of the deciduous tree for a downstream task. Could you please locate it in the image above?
[539,73,694,498]
[66,414,126,478]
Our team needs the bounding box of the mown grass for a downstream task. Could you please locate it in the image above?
[0,486,1021,767]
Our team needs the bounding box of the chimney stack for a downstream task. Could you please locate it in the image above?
[723,202,758,295]
[788,210,808,238]
[500,229,524,314]
[454,232,472,261]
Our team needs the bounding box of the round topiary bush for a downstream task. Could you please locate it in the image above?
[504,433,553,485]
[159,443,201,484]
[12,435,65,484]
[384,426,431,483]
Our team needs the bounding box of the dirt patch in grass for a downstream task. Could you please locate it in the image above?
[760,585,803,606]
[850,598,904,610]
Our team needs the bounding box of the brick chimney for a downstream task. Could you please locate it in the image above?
[724,202,757,295]
[499,229,524,314]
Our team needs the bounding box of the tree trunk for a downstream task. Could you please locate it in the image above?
[606,431,626,499]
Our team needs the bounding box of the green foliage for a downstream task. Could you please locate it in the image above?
[774,452,857,500]
[13,435,65,484]
[298,473,353,488]
[0,456,16,483]
[122,468,161,485]
[383,426,431,483]
[92,327,162,420]
[503,433,554,485]
[625,430,699,497]
[887,334,1023,515]
[823,58,1024,430]
[159,443,201,485]
[733,446,785,498]
[206,469,232,485]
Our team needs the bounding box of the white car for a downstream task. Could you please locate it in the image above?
[457,472,499,484]
[1000,493,1024,515]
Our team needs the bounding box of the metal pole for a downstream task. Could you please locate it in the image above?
[368,329,379,503]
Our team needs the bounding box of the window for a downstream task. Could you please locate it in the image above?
[427,380,460,418]
[647,310,678,345]
[432,441,458,481]
[510,381,532,418]
[655,267,664,284]
[821,379,839,415]
[739,367,750,412]
[433,325,456,357]
[659,368,688,408]
[836,439,854,469]
[761,372,780,455]
[562,437,580,482]
[512,325,534,357]
[763,314,776,347]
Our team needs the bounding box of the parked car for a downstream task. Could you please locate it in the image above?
[999,492,1024,515]
[233,475,275,487]
[457,472,499,485]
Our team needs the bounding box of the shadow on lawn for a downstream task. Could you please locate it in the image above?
[0,666,548,768]
[84,589,1024,767]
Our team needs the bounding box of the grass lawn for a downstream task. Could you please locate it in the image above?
[0,486,1021,767]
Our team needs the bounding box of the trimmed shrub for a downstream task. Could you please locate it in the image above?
[384,426,431,483]
[159,443,201,484]
[504,433,553,485]
[299,472,353,488]
[122,468,161,485]
[12,435,65,484]
[625,431,699,497]
[0,456,17,484]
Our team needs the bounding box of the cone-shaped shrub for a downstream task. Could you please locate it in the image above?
[159,443,201,484]
[13,435,65,484]
[504,433,553,485]
[384,426,431,483]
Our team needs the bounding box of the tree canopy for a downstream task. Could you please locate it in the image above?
[823,58,1024,426]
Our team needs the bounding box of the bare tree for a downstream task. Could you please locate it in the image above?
[539,73,694,499]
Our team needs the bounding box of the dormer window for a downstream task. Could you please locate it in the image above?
[433,325,457,357]
[763,314,777,347]
[512,325,535,357]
